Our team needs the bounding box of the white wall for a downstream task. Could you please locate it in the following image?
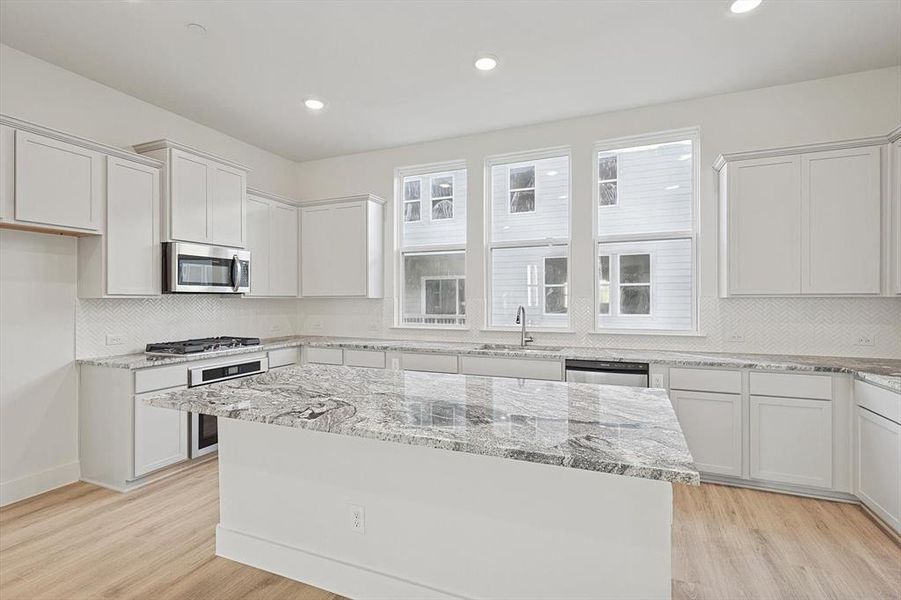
[294,66,901,358]
[0,44,300,504]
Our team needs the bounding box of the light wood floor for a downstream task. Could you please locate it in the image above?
[1,460,898,600]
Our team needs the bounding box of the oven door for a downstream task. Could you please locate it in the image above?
[165,242,250,293]
[190,413,218,458]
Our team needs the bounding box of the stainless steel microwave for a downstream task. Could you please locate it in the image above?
[163,242,250,294]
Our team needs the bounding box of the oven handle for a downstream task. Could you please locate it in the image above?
[231,255,240,292]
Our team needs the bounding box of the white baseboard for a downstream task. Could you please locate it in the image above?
[0,461,80,507]
[215,525,463,600]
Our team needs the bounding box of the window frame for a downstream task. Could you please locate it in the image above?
[597,154,618,207]
[429,174,454,220]
[395,160,468,330]
[403,177,422,223]
[484,146,573,332]
[617,253,652,317]
[592,128,699,335]
[420,275,465,317]
[542,256,568,316]
[507,164,537,214]
[598,254,611,315]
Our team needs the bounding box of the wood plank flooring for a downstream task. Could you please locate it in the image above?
[1,459,898,599]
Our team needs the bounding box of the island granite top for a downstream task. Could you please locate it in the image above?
[144,363,701,485]
[80,335,900,392]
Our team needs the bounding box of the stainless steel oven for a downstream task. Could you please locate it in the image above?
[164,241,250,294]
[187,354,268,457]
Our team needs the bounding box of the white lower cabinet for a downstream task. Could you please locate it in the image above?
[671,390,742,477]
[460,356,562,381]
[750,395,833,489]
[133,393,188,478]
[856,406,901,532]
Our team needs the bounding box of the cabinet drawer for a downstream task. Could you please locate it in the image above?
[856,379,900,424]
[750,372,832,400]
[670,368,741,394]
[134,364,188,394]
[461,356,562,381]
[304,347,344,365]
[268,347,301,369]
[402,352,458,374]
[344,350,386,369]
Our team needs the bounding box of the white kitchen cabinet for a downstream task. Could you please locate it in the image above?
[78,155,162,297]
[15,129,102,232]
[460,356,563,381]
[801,147,881,294]
[300,194,384,298]
[246,188,298,297]
[750,395,833,488]
[717,139,886,297]
[0,123,13,221]
[134,139,249,247]
[133,393,189,478]
[671,390,742,477]
[856,403,901,533]
[891,131,901,295]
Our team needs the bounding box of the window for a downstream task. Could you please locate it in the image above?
[487,149,570,329]
[397,163,467,328]
[594,129,697,332]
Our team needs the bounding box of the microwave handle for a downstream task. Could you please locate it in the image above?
[231,255,240,292]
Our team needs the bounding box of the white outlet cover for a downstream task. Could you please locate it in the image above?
[350,504,365,534]
[106,334,124,346]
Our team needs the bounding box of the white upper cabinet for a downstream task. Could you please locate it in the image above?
[134,139,249,248]
[801,147,881,294]
[0,124,14,221]
[300,194,384,298]
[15,129,102,232]
[717,136,890,297]
[245,189,298,297]
[891,131,901,295]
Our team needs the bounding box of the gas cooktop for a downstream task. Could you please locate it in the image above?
[145,336,262,356]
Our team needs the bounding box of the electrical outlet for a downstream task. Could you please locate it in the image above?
[350,504,365,534]
[106,334,124,346]
[390,358,400,370]
[855,335,875,347]
[727,332,745,343]
[269,324,282,335]
[651,374,665,388]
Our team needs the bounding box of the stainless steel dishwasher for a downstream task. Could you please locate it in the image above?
[564,360,649,387]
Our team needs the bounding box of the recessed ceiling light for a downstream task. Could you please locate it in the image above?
[546,170,558,176]
[304,98,326,111]
[474,55,499,71]
[185,22,207,35]
[730,0,762,14]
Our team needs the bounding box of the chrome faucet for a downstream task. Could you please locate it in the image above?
[515,305,534,347]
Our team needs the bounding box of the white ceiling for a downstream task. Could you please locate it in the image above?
[1,0,899,162]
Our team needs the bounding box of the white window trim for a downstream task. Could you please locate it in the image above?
[395,160,468,330]
[507,164,536,214]
[592,127,699,334]
[484,146,573,330]
[420,275,465,317]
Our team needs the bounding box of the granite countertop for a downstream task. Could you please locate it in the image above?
[145,364,700,485]
[80,335,901,392]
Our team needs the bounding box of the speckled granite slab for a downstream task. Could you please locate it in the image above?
[80,335,900,392]
[145,364,701,485]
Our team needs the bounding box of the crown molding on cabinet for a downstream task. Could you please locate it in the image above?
[246,187,299,206]
[713,130,897,171]
[132,139,251,172]
[299,193,386,207]
[0,114,163,168]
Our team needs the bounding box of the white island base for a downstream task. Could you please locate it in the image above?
[213,418,674,599]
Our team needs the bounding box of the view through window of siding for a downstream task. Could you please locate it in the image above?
[400,167,467,327]
[544,256,568,314]
[596,135,694,331]
[509,166,536,213]
[491,155,569,244]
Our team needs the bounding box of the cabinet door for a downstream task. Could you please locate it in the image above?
[133,395,188,478]
[728,156,801,294]
[106,157,160,295]
[246,196,270,296]
[0,124,13,221]
[300,205,334,296]
[330,202,367,296]
[856,407,901,532]
[169,148,210,242]
[671,390,742,477]
[750,395,832,488]
[210,162,246,247]
[893,139,901,295]
[270,202,298,296]
[15,130,102,231]
[802,147,881,294]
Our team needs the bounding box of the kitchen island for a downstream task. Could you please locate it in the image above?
[146,364,698,600]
